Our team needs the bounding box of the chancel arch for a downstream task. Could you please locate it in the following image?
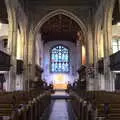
[33,10,86,89]
[33,9,87,66]
[34,9,87,43]
[31,9,87,89]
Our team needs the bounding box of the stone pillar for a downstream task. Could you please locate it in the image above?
[28,29,35,89]
[39,33,44,80]
[75,31,83,79]
[86,25,93,65]
[93,24,100,91]
[76,39,82,82]
[5,0,18,91]
[35,33,43,66]
[28,28,39,89]
[86,22,94,91]
[103,0,115,91]
[32,33,37,81]
[23,27,29,90]
[98,29,105,91]
[93,23,105,91]
[15,3,29,91]
[76,32,82,70]
[39,33,44,68]
[16,29,24,90]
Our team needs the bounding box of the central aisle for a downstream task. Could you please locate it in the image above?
[48,99,69,120]
[47,91,74,120]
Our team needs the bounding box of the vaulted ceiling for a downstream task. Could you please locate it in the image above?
[40,14,81,43]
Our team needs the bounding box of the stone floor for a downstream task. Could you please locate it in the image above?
[51,91,70,99]
[48,99,69,120]
[41,91,75,120]
[52,91,69,96]
[48,91,75,120]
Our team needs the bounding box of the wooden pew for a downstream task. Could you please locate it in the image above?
[91,91,120,120]
[0,89,51,120]
[70,90,120,120]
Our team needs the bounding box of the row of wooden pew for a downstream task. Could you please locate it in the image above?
[69,90,120,120]
[0,89,51,120]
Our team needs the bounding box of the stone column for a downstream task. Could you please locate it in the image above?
[103,0,115,91]
[98,29,105,90]
[93,24,100,91]
[86,25,93,65]
[39,33,44,80]
[27,28,35,89]
[5,0,18,91]
[32,33,37,81]
[23,27,29,90]
[28,29,40,89]
[76,32,82,69]
[93,22,105,91]
[86,22,94,91]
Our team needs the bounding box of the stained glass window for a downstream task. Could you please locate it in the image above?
[50,45,70,73]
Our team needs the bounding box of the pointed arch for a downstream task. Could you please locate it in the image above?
[34,9,87,43]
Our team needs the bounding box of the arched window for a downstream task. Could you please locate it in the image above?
[50,45,70,73]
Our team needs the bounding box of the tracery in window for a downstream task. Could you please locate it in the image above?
[50,45,69,73]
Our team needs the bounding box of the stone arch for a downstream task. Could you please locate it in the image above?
[34,9,87,43]
[31,9,87,81]
[33,9,87,66]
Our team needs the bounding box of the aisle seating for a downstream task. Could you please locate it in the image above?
[90,91,120,120]
[69,90,120,120]
[0,89,51,120]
